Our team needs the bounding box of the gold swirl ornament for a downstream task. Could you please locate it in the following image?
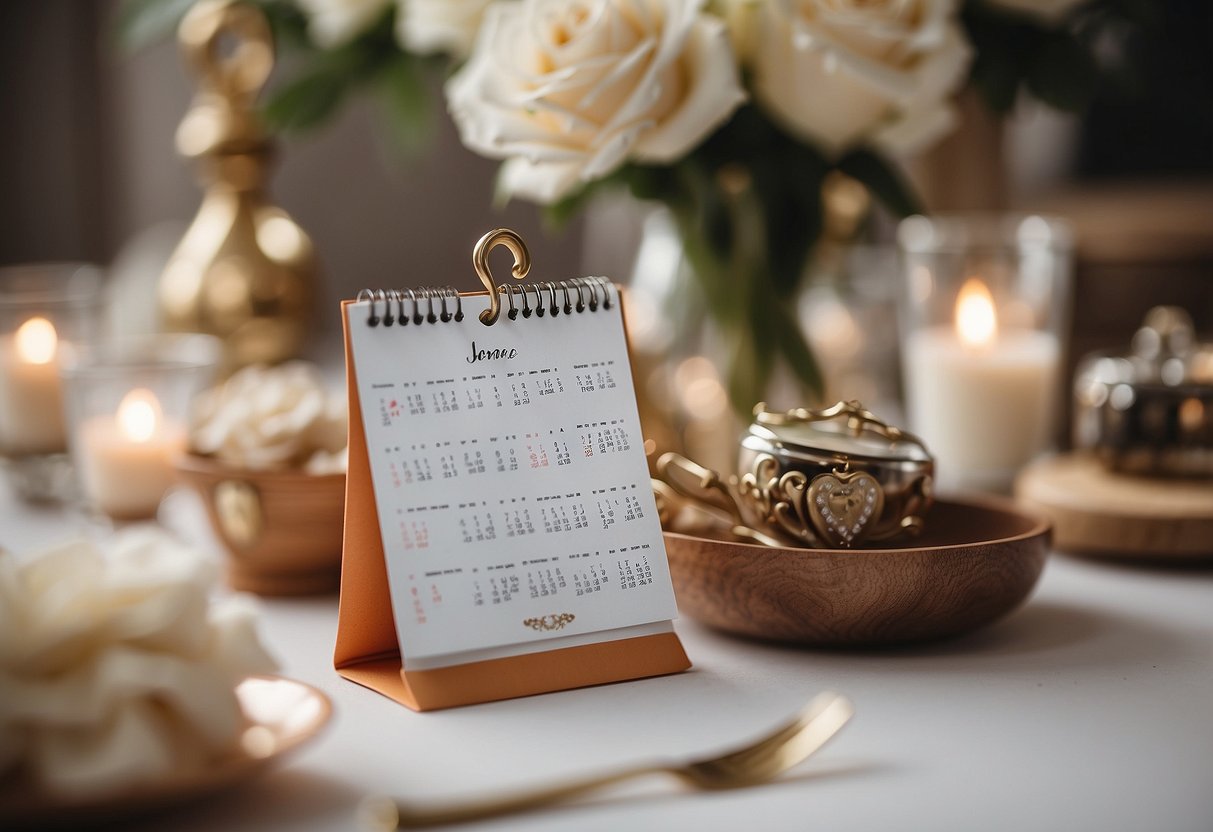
[523,613,576,632]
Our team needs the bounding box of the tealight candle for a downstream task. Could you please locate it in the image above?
[61,334,220,519]
[899,214,1072,492]
[904,278,1060,491]
[78,388,188,519]
[0,316,67,454]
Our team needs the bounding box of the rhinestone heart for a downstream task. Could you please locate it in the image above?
[806,470,884,548]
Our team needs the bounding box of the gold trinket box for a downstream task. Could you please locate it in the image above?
[657,401,934,549]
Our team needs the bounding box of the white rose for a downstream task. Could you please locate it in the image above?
[982,0,1086,23]
[191,362,348,471]
[397,0,496,58]
[752,0,972,156]
[446,0,746,204]
[710,0,760,61]
[0,531,277,795]
[296,0,389,48]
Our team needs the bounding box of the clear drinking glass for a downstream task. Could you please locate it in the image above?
[0,263,104,501]
[898,214,1073,493]
[60,334,221,521]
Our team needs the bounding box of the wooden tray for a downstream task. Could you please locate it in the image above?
[664,496,1049,646]
[1016,452,1213,562]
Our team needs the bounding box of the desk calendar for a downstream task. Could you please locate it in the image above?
[334,230,690,711]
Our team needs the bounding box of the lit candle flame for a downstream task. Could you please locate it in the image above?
[955,279,998,348]
[117,388,162,443]
[15,317,58,364]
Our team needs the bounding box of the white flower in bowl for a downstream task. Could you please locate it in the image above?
[446,0,746,204]
[191,362,347,472]
[751,0,972,156]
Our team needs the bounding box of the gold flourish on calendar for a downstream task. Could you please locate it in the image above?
[523,613,576,632]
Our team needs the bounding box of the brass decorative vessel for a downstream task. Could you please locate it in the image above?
[159,0,316,369]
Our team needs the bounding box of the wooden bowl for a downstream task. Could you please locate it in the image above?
[175,454,345,596]
[664,497,1050,646]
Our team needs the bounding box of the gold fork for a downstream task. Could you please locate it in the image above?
[360,692,853,829]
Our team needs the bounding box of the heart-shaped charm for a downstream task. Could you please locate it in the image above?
[806,470,884,548]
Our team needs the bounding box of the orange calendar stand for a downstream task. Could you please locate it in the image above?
[333,230,690,712]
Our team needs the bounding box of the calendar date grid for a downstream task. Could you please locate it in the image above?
[371,360,620,428]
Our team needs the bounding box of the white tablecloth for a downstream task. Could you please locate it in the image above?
[3,483,1210,832]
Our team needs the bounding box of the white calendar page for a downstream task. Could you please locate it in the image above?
[347,290,679,667]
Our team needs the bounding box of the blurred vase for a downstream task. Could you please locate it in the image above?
[622,208,904,474]
[624,209,739,473]
[159,0,316,370]
[614,158,912,469]
[801,244,904,420]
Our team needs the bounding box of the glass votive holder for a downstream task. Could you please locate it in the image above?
[61,334,222,521]
[898,214,1073,493]
[0,263,104,501]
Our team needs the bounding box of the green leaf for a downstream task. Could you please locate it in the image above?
[960,1,1037,113]
[751,154,825,296]
[969,51,1024,113]
[113,0,198,52]
[375,54,433,156]
[256,0,313,51]
[619,164,680,205]
[263,69,349,132]
[772,303,823,400]
[837,149,921,218]
[1026,33,1099,111]
[543,175,619,229]
[727,293,777,414]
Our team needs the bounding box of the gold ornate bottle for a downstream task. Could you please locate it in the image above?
[159,0,315,369]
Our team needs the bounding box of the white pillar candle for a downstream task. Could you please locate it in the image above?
[0,317,67,454]
[78,388,186,519]
[905,279,1060,492]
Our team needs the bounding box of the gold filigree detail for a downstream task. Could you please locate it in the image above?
[523,613,576,632]
[655,401,933,549]
[754,400,930,455]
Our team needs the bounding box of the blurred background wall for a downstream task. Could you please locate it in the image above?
[1,0,1211,347]
[0,0,585,336]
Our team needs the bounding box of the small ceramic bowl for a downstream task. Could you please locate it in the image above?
[175,454,344,596]
[663,496,1049,646]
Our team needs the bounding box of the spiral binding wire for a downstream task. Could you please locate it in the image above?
[356,279,613,328]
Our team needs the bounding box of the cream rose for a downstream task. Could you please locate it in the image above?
[296,0,389,48]
[0,531,277,795]
[983,0,1087,23]
[397,0,496,58]
[446,0,746,204]
[711,0,760,61]
[191,362,347,472]
[751,0,972,156]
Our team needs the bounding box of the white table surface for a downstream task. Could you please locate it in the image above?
[3,482,1211,832]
